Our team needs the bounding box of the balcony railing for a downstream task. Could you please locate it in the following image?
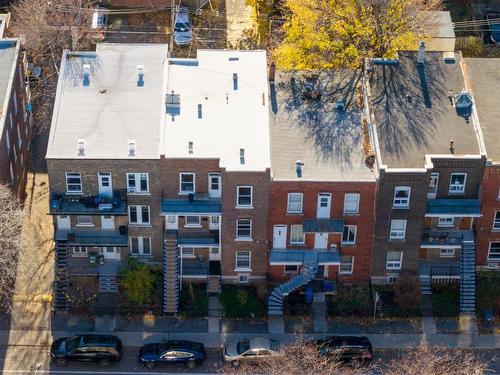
[50,189,128,215]
[56,229,128,246]
[421,230,474,248]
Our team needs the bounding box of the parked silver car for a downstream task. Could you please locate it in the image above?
[173,7,192,46]
[223,338,282,367]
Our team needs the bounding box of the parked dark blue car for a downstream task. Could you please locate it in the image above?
[138,340,206,369]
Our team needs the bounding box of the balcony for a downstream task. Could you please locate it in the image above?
[269,249,340,265]
[425,199,481,217]
[50,189,128,215]
[56,229,128,246]
[162,193,221,215]
[419,260,460,278]
[421,230,474,248]
[177,231,219,246]
[302,218,344,233]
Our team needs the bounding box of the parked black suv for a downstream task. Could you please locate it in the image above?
[312,336,373,364]
[50,334,122,368]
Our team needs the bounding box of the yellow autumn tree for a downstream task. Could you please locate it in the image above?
[273,0,442,70]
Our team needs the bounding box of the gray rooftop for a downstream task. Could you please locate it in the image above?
[46,43,168,159]
[0,39,19,139]
[269,70,375,182]
[464,58,500,162]
[370,52,480,168]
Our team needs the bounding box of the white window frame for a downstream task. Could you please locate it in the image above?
[343,193,360,214]
[439,248,455,258]
[235,251,251,271]
[181,247,195,258]
[493,211,500,230]
[393,186,411,208]
[130,237,152,256]
[179,173,195,194]
[428,172,439,199]
[128,205,151,225]
[185,215,201,227]
[438,216,454,227]
[449,173,466,194]
[290,224,305,245]
[65,172,82,194]
[389,219,406,239]
[341,225,357,244]
[76,215,93,227]
[339,255,354,274]
[488,242,500,261]
[284,264,299,274]
[236,219,252,240]
[71,246,87,257]
[236,186,253,208]
[287,193,303,214]
[127,173,149,193]
[386,251,403,270]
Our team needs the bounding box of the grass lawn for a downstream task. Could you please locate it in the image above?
[432,284,459,317]
[476,271,500,317]
[179,283,208,317]
[219,285,266,318]
[327,284,371,316]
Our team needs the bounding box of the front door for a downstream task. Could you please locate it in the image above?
[208,173,221,198]
[273,225,287,249]
[102,246,120,260]
[98,172,113,199]
[57,215,71,230]
[209,247,221,261]
[314,232,328,249]
[101,215,115,229]
[316,193,331,218]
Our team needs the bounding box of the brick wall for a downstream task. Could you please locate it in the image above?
[431,157,485,199]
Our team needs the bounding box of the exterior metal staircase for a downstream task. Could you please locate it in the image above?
[460,239,476,314]
[268,253,319,316]
[163,232,180,315]
[419,275,432,295]
[98,275,118,293]
[54,240,69,311]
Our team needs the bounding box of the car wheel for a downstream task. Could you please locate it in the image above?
[98,359,111,368]
[55,358,67,367]
[186,360,196,369]
[231,360,241,368]
[146,361,156,369]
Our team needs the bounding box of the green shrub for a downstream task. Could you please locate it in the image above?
[220,285,266,318]
[328,284,371,316]
[432,283,459,317]
[476,271,500,316]
[179,283,208,317]
[393,271,421,310]
[119,259,160,306]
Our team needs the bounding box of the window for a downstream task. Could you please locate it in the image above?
[428,172,439,198]
[129,205,150,225]
[344,193,360,214]
[236,219,252,240]
[339,255,354,274]
[65,172,82,193]
[236,186,253,207]
[389,219,406,239]
[76,216,93,226]
[386,251,403,270]
[488,242,500,261]
[127,173,149,193]
[449,173,466,194]
[185,215,201,227]
[71,246,87,255]
[236,251,251,270]
[284,265,299,274]
[290,224,305,244]
[440,248,455,258]
[438,216,454,227]
[393,186,411,207]
[493,211,500,230]
[342,225,357,244]
[130,237,151,255]
[181,247,195,258]
[179,173,195,194]
[287,193,303,213]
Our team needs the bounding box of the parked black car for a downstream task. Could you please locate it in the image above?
[138,340,206,369]
[312,336,373,364]
[50,334,122,368]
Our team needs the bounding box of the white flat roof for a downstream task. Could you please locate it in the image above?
[46,43,168,159]
[161,50,271,171]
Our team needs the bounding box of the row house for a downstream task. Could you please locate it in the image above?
[0,38,32,200]
[366,46,486,314]
[266,70,377,315]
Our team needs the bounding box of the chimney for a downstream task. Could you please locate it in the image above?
[188,141,193,154]
[82,64,90,87]
[136,65,144,87]
[77,139,85,156]
[233,73,238,91]
[268,62,276,82]
[296,160,304,178]
[417,41,426,65]
[240,148,245,165]
[128,139,136,156]
[449,139,454,154]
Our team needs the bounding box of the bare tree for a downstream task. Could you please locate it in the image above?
[0,185,24,312]
[9,0,96,130]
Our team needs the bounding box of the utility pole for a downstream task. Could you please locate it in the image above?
[169,0,175,57]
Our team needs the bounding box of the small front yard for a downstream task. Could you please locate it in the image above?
[327,283,371,316]
[179,282,208,317]
[476,271,500,317]
[373,273,421,318]
[431,284,459,317]
[219,285,266,319]
[283,290,313,316]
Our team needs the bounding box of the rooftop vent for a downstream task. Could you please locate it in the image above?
[240,148,245,165]
[417,41,426,65]
[302,77,321,101]
[128,139,136,157]
[197,104,202,119]
[137,65,144,87]
[336,99,345,111]
[166,91,181,120]
[233,73,238,91]
[77,139,85,156]
[82,64,90,87]
[188,141,193,154]
[228,57,239,61]
[268,62,276,82]
[296,160,304,178]
[449,139,454,154]
[371,57,399,65]
[454,89,473,121]
[442,52,456,64]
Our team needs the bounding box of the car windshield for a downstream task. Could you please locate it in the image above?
[66,336,80,352]
[175,22,190,31]
[237,340,250,355]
